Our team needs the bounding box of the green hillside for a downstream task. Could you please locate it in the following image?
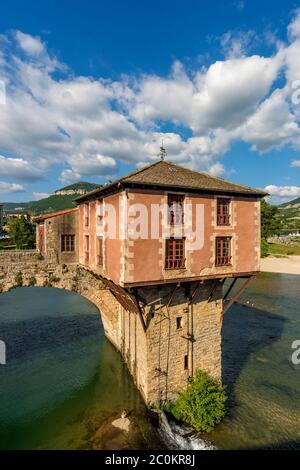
[55,181,101,193]
[2,181,102,216]
[278,196,300,230]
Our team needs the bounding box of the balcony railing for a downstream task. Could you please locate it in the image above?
[215,255,231,266]
[169,210,184,225]
[217,214,230,225]
[165,258,185,270]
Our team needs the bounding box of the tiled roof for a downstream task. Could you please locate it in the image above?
[34,207,78,222]
[76,160,267,203]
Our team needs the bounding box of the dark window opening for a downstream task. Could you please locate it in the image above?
[84,204,89,227]
[168,194,184,225]
[184,355,188,370]
[61,234,75,252]
[85,235,89,263]
[165,238,185,269]
[217,198,230,225]
[215,236,232,266]
[176,317,182,329]
[97,236,103,267]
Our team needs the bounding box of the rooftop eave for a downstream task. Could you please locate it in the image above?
[74,181,267,204]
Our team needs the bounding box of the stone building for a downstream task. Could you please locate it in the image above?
[72,159,266,403]
[36,208,79,264]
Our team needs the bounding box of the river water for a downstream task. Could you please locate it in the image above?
[0,272,299,450]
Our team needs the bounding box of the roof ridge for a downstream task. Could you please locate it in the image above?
[161,160,261,192]
[122,160,162,182]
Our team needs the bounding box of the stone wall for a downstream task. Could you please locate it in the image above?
[0,251,223,405]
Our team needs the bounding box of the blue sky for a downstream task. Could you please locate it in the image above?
[0,0,300,203]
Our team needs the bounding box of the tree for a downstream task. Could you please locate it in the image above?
[164,370,227,432]
[6,216,35,249]
[261,199,281,239]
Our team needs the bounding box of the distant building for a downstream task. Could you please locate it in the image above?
[54,189,87,196]
[35,208,79,264]
[4,210,31,221]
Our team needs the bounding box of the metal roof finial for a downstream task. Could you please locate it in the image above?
[159,141,167,161]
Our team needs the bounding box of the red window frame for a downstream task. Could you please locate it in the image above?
[215,237,232,266]
[168,194,184,225]
[217,198,230,226]
[165,238,185,269]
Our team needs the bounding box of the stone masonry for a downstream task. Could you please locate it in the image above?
[0,250,223,405]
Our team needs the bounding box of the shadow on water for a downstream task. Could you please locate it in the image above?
[0,314,104,361]
[221,302,286,406]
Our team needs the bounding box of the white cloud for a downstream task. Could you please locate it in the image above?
[0,182,24,195]
[32,192,50,200]
[15,31,45,56]
[291,160,300,167]
[288,9,300,40]
[0,155,42,181]
[264,185,300,197]
[0,14,300,187]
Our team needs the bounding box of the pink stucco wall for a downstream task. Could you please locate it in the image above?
[78,188,261,286]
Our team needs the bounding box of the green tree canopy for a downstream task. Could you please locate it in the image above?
[261,199,281,239]
[6,216,35,249]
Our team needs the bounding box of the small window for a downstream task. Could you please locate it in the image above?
[176,317,182,329]
[168,194,184,225]
[215,237,232,266]
[184,355,188,370]
[217,198,230,225]
[165,238,185,269]
[61,234,75,252]
[84,204,89,227]
[97,236,103,267]
[85,235,89,263]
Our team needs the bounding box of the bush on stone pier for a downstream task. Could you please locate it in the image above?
[163,369,227,432]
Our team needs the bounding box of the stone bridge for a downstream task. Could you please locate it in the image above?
[0,250,245,405]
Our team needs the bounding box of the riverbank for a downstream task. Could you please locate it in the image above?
[261,255,300,275]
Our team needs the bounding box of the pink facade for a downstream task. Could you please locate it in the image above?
[78,188,261,287]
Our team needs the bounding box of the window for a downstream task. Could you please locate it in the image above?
[184,355,188,370]
[165,238,185,269]
[217,198,230,225]
[61,234,75,252]
[97,236,103,267]
[168,194,184,225]
[215,237,232,266]
[85,235,89,263]
[176,317,182,329]
[84,204,89,227]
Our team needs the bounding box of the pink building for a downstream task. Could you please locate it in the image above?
[76,160,266,288]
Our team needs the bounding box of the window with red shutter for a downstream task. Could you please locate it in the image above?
[168,194,184,225]
[217,198,230,225]
[215,237,232,266]
[165,238,185,269]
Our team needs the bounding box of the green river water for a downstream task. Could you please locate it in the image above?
[0,272,299,450]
